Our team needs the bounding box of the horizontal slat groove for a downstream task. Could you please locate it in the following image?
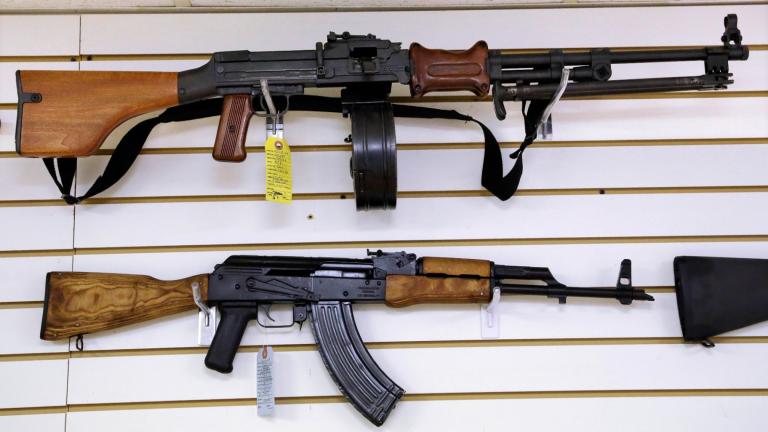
[3,185,768,207]
[33,337,768,361]
[2,1,768,14]
[0,301,44,309]
[0,353,68,362]
[3,137,767,159]
[1,234,764,257]
[3,387,764,417]
[0,92,766,113]
[0,405,67,416]
[32,389,768,415]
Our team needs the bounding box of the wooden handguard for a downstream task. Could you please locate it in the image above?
[385,275,492,307]
[213,94,254,162]
[41,271,208,340]
[16,71,179,158]
[408,41,490,97]
[421,257,492,277]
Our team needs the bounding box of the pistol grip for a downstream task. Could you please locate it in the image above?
[204,305,258,373]
[213,94,253,162]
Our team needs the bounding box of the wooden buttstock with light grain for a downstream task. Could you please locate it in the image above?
[384,275,492,307]
[41,271,208,340]
[16,70,179,158]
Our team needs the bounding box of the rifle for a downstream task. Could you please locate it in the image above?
[41,250,653,425]
[16,15,748,209]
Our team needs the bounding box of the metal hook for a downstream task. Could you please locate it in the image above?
[192,281,211,325]
[258,79,285,138]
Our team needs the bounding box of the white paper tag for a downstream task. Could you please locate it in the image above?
[480,288,501,339]
[257,345,275,416]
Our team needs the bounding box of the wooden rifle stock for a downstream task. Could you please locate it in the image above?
[41,271,208,340]
[16,71,179,157]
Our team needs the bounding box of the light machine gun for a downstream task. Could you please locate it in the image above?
[15,15,748,209]
[41,251,653,425]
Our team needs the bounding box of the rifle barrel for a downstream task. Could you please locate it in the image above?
[495,46,748,68]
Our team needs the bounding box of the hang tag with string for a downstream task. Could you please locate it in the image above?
[257,345,275,416]
[261,79,292,203]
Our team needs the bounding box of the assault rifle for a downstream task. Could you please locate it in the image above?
[16,15,747,209]
[41,251,653,425]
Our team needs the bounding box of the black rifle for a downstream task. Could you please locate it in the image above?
[41,251,653,425]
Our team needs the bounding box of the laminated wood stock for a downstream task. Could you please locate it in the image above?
[41,271,208,340]
[16,71,179,158]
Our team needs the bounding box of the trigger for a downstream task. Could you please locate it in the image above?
[260,304,276,322]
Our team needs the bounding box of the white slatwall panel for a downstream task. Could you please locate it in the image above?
[0,255,72,302]
[1,308,69,355]
[0,206,73,251]
[0,360,68,409]
[0,414,65,432]
[0,62,78,103]
[73,144,768,198]
[73,193,768,248]
[79,6,768,53]
[0,110,18,152]
[0,15,79,56]
[67,344,768,402]
[0,157,71,200]
[65,397,768,432]
[1,5,767,431]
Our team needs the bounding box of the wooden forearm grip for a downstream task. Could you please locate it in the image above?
[384,275,492,307]
[408,41,490,97]
[421,257,492,277]
[16,71,178,157]
[213,94,254,162]
[41,271,208,340]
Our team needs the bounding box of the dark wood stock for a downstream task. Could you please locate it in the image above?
[384,275,492,307]
[16,71,178,157]
[212,94,254,162]
[409,41,490,97]
[41,271,208,340]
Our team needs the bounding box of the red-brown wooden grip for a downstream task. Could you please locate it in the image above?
[409,41,490,97]
[213,94,254,162]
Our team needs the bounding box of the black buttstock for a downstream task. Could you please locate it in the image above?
[310,301,403,426]
[204,304,259,373]
[674,256,768,342]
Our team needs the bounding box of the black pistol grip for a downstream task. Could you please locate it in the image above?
[204,305,258,373]
[310,301,404,426]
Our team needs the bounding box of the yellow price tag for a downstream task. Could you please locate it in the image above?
[265,136,292,203]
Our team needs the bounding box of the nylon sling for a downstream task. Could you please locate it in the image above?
[43,95,548,204]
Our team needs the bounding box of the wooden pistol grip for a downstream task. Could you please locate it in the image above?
[16,71,178,157]
[213,94,254,162]
[421,257,492,277]
[41,271,208,340]
[409,41,490,97]
[385,275,491,308]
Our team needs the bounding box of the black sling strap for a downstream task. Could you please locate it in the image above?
[44,95,547,203]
